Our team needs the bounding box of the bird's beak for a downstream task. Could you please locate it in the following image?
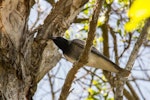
[48,36,56,40]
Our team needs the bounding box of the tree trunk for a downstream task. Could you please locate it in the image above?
[0,0,60,99]
[0,0,30,99]
[0,0,88,99]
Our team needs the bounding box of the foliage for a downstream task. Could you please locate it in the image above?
[125,0,150,31]
[86,79,114,100]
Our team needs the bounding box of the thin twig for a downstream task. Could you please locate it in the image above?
[110,27,119,65]
[119,33,132,59]
[126,81,140,100]
[29,25,43,36]
[59,0,104,100]
[133,79,145,100]
[47,73,55,100]
[30,0,42,31]
[83,68,105,82]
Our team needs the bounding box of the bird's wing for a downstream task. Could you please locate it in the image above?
[64,39,128,73]
[90,46,124,72]
[64,39,84,61]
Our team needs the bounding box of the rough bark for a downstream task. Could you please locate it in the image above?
[0,0,88,99]
[0,0,31,99]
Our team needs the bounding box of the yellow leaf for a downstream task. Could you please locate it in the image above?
[128,0,150,20]
[92,80,98,85]
[88,88,94,95]
[84,24,89,31]
[65,30,70,39]
[93,39,97,46]
[102,75,107,81]
[124,20,140,32]
[125,0,150,32]
[106,0,113,4]
[97,16,105,27]
[98,36,104,42]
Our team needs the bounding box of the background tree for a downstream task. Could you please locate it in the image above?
[0,0,150,100]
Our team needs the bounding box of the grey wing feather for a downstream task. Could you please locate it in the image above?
[68,39,129,75]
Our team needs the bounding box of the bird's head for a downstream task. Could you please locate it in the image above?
[51,37,70,53]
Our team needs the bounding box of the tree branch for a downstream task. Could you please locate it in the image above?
[33,0,89,84]
[123,89,135,100]
[47,0,55,6]
[115,19,150,100]
[59,0,104,100]
[73,18,89,23]
[36,0,89,39]
[126,81,140,100]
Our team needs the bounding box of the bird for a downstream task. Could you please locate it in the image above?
[51,37,130,75]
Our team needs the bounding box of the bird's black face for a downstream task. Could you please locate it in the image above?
[52,37,70,53]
